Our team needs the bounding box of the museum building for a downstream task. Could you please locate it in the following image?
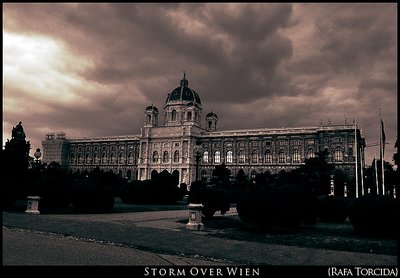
[42,75,366,185]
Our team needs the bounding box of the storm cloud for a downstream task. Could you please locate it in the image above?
[3,3,397,165]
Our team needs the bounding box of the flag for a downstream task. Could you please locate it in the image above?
[381,119,386,157]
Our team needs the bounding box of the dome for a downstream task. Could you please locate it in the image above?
[146,105,158,112]
[206,112,218,118]
[165,74,201,105]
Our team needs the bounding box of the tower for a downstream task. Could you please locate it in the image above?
[144,105,159,127]
[205,112,218,132]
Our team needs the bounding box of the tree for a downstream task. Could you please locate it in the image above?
[210,163,231,189]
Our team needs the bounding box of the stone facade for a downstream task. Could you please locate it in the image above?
[42,75,366,185]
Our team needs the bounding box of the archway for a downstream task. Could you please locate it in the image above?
[172,169,180,185]
[151,169,158,180]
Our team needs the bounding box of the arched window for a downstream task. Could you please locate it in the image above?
[70,153,75,164]
[174,150,179,163]
[307,148,315,159]
[187,111,192,121]
[226,150,233,163]
[171,110,177,121]
[153,151,159,163]
[208,121,212,129]
[86,154,90,164]
[214,151,221,164]
[110,153,115,164]
[102,153,107,164]
[251,150,258,163]
[93,153,98,164]
[128,152,133,164]
[334,147,343,162]
[238,151,245,164]
[119,153,125,164]
[147,115,151,123]
[203,151,209,163]
[163,151,169,163]
[278,149,286,163]
[264,150,272,164]
[293,149,301,163]
[78,153,84,164]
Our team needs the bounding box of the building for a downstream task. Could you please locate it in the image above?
[42,74,366,185]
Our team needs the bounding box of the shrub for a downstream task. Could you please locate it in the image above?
[1,177,19,208]
[119,179,181,204]
[71,180,114,213]
[237,184,318,229]
[188,182,231,218]
[33,176,72,210]
[317,195,350,223]
[348,195,398,237]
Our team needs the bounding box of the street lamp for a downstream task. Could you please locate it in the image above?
[34,148,42,167]
[193,142,202,182]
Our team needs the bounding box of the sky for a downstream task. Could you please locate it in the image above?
[3,3,397,167]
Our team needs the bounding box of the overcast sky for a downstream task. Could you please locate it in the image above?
[3,3,397,166]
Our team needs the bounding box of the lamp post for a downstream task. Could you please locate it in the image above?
[33,148,42,168]
[193,143,202,182]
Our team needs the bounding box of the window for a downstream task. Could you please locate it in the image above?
[78,153,84,164]
[102,153,107,164]
[153,151,159,163]
[251,170,257,180]
[201,170,208,181]
[93,153,98,164]
[238,151,245,164]
[163,151,169,163]
[307,149,315,159]
[119,153,125,164]
[214,151,221,164]
[187,112,192,121]
[110,153,115,164]
[334,147,343,162]
[128,152,134,164]
[174,150,179,163]
[203,151,209,163]
[264,150,272,164]
[86,154,90,164]
[251,150,258,163]
[70,153,75,164]
[348,147,353,157]
[293,149,301,163]
[226,150,233,163]
[171,110,177,121]
[278,150,286,163]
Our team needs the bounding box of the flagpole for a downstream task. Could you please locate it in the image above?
[374,151,379,195]
[360,144,365,196]
[379,109,385,195]
[354,118,358,198]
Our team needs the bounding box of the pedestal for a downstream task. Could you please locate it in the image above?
[186,203,204,231]
[25,196,41,214]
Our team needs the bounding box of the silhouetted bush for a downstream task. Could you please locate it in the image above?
[237,184,318,229]
[119,179,181,204]
[317,195,350,223]
[71,180,114,213]
[348,195,398,237]
[1,177,19,208]
[33,176,72,210]
[188,182,231,218]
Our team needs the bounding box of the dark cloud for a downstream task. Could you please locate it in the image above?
[3,3,397,165]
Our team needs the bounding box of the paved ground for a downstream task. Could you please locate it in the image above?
[2,199,397,267]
